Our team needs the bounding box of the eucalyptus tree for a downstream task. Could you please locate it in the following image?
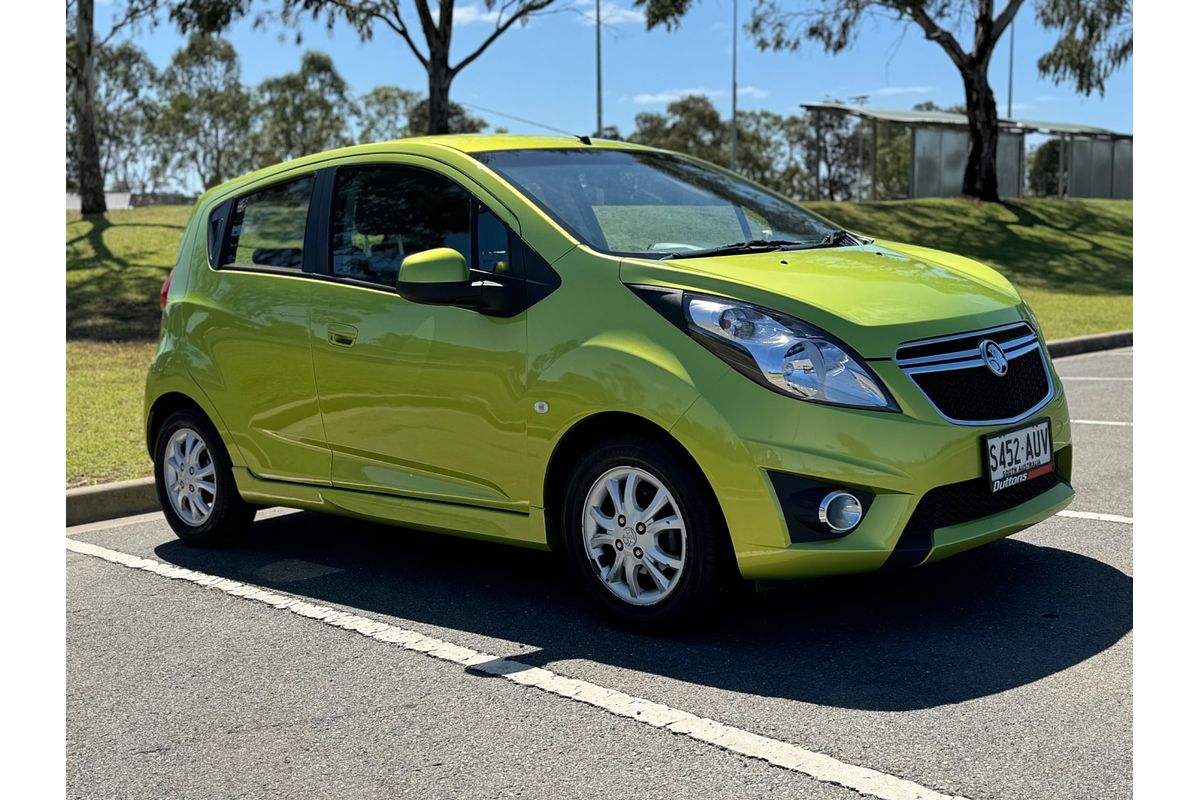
[156,34,255,190]
[305,1,563,134]
[254,51,357,163]
[67,0,163,212]
[355,85,421,142]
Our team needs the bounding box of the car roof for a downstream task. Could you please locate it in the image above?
[402,134,651,153]
[198,134,655,205]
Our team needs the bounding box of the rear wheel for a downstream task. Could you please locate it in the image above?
[153,409,255,545]
[561,436,731,630]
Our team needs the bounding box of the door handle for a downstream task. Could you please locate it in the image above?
[327,323,358,347]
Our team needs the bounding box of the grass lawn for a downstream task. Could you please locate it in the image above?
[66,340,156,487]
[66,198,1132,486]
[66,205,185,486]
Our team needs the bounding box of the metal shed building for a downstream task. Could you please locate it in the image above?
[801,102,1132,200]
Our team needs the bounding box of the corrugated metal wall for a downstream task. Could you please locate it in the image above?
[911,128,1025,198]
[1067,138,1133,198]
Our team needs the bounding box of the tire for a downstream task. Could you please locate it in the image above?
[560,435,733,631]
[153,408,255,545]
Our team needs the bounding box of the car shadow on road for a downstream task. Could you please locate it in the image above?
[153,510,1131,712]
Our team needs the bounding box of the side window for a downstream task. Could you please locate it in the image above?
[221,176,314,270]
[330,167,472,287]
[475,205,512,274]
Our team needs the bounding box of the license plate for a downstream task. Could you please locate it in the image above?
[984,418,1053,493]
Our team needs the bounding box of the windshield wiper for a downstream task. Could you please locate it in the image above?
[809,229,870,249]
[657,239,809,259]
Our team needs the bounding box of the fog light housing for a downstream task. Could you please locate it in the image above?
[818,491,863,533]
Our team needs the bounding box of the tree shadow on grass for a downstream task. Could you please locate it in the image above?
[153,509,1131,712]
[66,212,182,341]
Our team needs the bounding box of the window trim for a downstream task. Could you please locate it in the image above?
[319,162,523,293]
[210,171,319,274]
[200,159,560,314]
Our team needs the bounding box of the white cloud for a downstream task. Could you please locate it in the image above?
[572,0,645,26]
[632,85,769,105]
[1034,95,1059,103]
[455,4,501,25]
[633,87,720,104]
[867,85,936,97]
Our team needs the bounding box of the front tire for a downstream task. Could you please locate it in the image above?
[153,409,255,545]
[561,436,731,631]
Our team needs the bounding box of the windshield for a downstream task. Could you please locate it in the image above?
[474,148,840,258]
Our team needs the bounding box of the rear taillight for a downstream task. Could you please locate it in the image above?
[160,269,174,311]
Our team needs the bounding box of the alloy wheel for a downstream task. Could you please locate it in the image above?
[581,466,688,606]
[163,427,217,526]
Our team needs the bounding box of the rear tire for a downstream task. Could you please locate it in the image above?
[560,435,732,631]
[153,408,255,545]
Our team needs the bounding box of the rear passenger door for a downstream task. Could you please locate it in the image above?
[187,173,331,485]
[307,162,532,510]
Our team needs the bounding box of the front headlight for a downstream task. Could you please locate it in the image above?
[680,293,896,410]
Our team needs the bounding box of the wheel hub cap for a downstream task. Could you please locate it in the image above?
[581,466,688,607]
[163,427,216,527]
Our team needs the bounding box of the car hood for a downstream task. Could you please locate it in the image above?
[620,241,1026,358]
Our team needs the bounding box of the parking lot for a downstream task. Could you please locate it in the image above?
[66,348,1133,800]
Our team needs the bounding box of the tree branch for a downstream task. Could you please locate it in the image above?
[99,0,161,49]
[412,0,439,43]
[376,0,428,67]
[990,0,1026,48]
[907,3,969,70]
[451,0,555,76]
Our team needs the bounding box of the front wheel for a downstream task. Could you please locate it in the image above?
[153,408,255,545]
[561,437,731,631]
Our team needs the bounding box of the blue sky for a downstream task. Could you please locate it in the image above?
[96,1,1132,137]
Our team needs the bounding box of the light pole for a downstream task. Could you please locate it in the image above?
[596,0,603,136]
[1006,16,1015,117]
[730,0,738,169]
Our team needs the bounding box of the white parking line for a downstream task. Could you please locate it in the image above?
[1056,510,1134,525]
[1070,419,1132,427]
[66,538,967,800]
[1058,376,1132,382]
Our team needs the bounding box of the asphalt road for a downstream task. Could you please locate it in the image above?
[66,347,1133,800]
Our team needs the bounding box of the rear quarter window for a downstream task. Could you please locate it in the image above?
[221,176,315,270]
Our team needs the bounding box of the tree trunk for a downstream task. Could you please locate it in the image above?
[73,0,106,215]
[961,61,1000,201]
[426,60,452,135]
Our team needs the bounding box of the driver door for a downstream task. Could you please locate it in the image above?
[308,163,530,511]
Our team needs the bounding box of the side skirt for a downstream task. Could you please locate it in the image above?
[232,467,549,550]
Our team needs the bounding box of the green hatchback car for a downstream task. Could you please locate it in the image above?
[146,135,1073,628]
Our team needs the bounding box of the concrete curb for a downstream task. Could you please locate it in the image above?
[1047,330,1132,358]
[67,477,158,527]
[66,330,1132,527]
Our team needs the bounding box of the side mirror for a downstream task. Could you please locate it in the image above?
[395,247,480,306]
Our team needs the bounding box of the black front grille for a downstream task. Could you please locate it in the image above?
[910,348,1050,422]
[913,470,1062,532]
[884,467,1065,568]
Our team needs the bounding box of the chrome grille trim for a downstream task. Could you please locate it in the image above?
[894,322,1055,426]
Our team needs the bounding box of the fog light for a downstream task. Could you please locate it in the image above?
[818,491,863,533]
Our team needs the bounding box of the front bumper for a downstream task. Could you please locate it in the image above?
[670,358,1073,581]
